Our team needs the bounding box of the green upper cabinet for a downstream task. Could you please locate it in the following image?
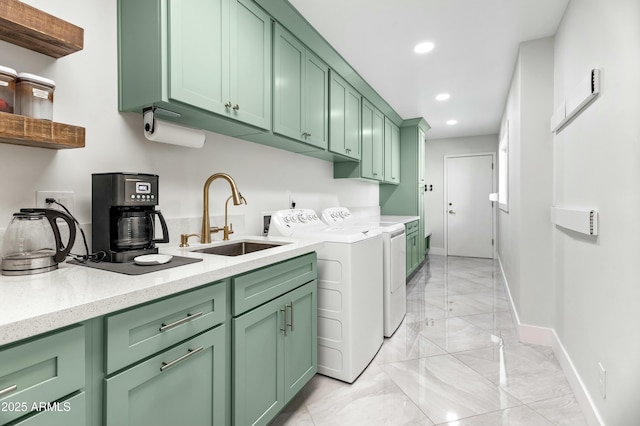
[273,24,329,150]
[383,117,401,184]
[329,71,361,161]
[361,98,384,180]
[118,0,271,134]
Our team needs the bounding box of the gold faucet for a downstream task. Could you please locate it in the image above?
[200,173,246,243]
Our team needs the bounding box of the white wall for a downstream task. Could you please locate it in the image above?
[552,0,640,422]
[0,0,378,246]
[498,37,555,328]
[424,135,498,253]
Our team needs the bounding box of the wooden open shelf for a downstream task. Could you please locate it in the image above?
[0,112,85,149]
[0,0,84,58]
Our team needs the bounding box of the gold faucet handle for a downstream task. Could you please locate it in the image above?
[180,233,201,247]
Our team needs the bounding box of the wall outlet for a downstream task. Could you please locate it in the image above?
[36,191,75,213]
[598,362,607,399]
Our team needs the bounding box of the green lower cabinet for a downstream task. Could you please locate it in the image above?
[0,325,85,426]
[406,220,421,277]
[104,325,226,426]
[233,281,317,426]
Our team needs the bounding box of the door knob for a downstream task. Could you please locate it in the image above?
[449,210,456,214]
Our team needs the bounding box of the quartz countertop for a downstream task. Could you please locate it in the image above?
[0,236,323,346]
[380,215,420,224]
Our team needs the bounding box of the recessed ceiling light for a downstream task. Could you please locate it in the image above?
[446,119,458,125]
[414,42,434,54]
[436,93,450,101]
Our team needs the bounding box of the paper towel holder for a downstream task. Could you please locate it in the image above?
[143,107,181,133]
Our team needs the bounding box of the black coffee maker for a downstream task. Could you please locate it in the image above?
[92,173,169,262]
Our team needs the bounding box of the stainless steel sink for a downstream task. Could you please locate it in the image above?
[191,241,289,256]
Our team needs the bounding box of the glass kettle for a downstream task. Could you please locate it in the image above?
[1,208,76,276]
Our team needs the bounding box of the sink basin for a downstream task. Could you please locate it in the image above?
[191,241,289,256]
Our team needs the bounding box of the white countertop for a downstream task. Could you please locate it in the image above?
[380,215,420,224]
[0,236,323,346]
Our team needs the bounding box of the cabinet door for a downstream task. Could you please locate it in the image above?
[169,0,228,115]
[384,118,400,184]
[361,98,375,179]
[372,107,385,180]
[105,326,226,426]
[273,25,305,142]
[304,52,329,149]
[233,296,285,426]
[283,282,317,401]
[229,0,271,129]
[329,72,361,160]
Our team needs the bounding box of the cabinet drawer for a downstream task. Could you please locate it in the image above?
[405,220,419,234]
[106,282,226,374]
[11,392,85,426]
[232,253,317,316]
[105,325,226,426]
[0,325,85,426]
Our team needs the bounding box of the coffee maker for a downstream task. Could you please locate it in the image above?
[92,173,169,262]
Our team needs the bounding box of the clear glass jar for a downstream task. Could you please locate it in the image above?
[16,73,55,120]
[0,65,17,114]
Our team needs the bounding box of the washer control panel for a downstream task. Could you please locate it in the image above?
[321,207,353,225]
[269,209,323,236]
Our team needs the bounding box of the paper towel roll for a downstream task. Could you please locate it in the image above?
[143,110,205,148]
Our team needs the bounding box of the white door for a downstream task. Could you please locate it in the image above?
[446,154,494,258]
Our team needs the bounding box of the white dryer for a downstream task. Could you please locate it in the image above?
[268,209,383,383]
[321,207,406,337]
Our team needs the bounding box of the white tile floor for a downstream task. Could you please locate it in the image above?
[271,254,589,425]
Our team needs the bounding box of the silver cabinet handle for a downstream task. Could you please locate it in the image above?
[448,210,456,214]
[225,102,232,108]
[159,312,203,332]
[306,133,311,138]
[233,104,240,111]
[280,307,288,336]
[301,132,308,138]
[0,384,17,397]
[286,301,294,333]
[160,347,204,372]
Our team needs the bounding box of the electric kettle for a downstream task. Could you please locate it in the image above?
[1,208,76,276]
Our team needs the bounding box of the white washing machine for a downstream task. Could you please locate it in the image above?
[321,207,406,337]
[268,209,383,383]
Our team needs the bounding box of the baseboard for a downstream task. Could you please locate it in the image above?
[429,247,446,256]
[497,256,603,426]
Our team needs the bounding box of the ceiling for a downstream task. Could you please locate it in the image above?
[288,0,569,140]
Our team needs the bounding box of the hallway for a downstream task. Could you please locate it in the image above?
[272,255,588,425]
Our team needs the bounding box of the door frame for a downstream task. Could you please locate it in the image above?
[443,152,497,259]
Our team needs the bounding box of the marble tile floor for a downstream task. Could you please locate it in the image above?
[271,254,589,426]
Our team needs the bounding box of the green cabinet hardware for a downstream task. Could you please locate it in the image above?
[118,0,271,135]
[0,325,85,426]
[383,117,401,184]
[273,24,329,150]
[10,392,85,426]
[105,282,225,374]
[329,71,362,161]
[381,118,430,269]
[105,325,226,426]
[233,281,317,426]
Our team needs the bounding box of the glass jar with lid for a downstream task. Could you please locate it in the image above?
[16,73,55,120]
[0,65,17,113]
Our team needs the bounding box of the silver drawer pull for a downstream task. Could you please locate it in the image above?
[0,384,17,397]
[160,347,204,372]
[280,307,288,336]
[159,311,203,332]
